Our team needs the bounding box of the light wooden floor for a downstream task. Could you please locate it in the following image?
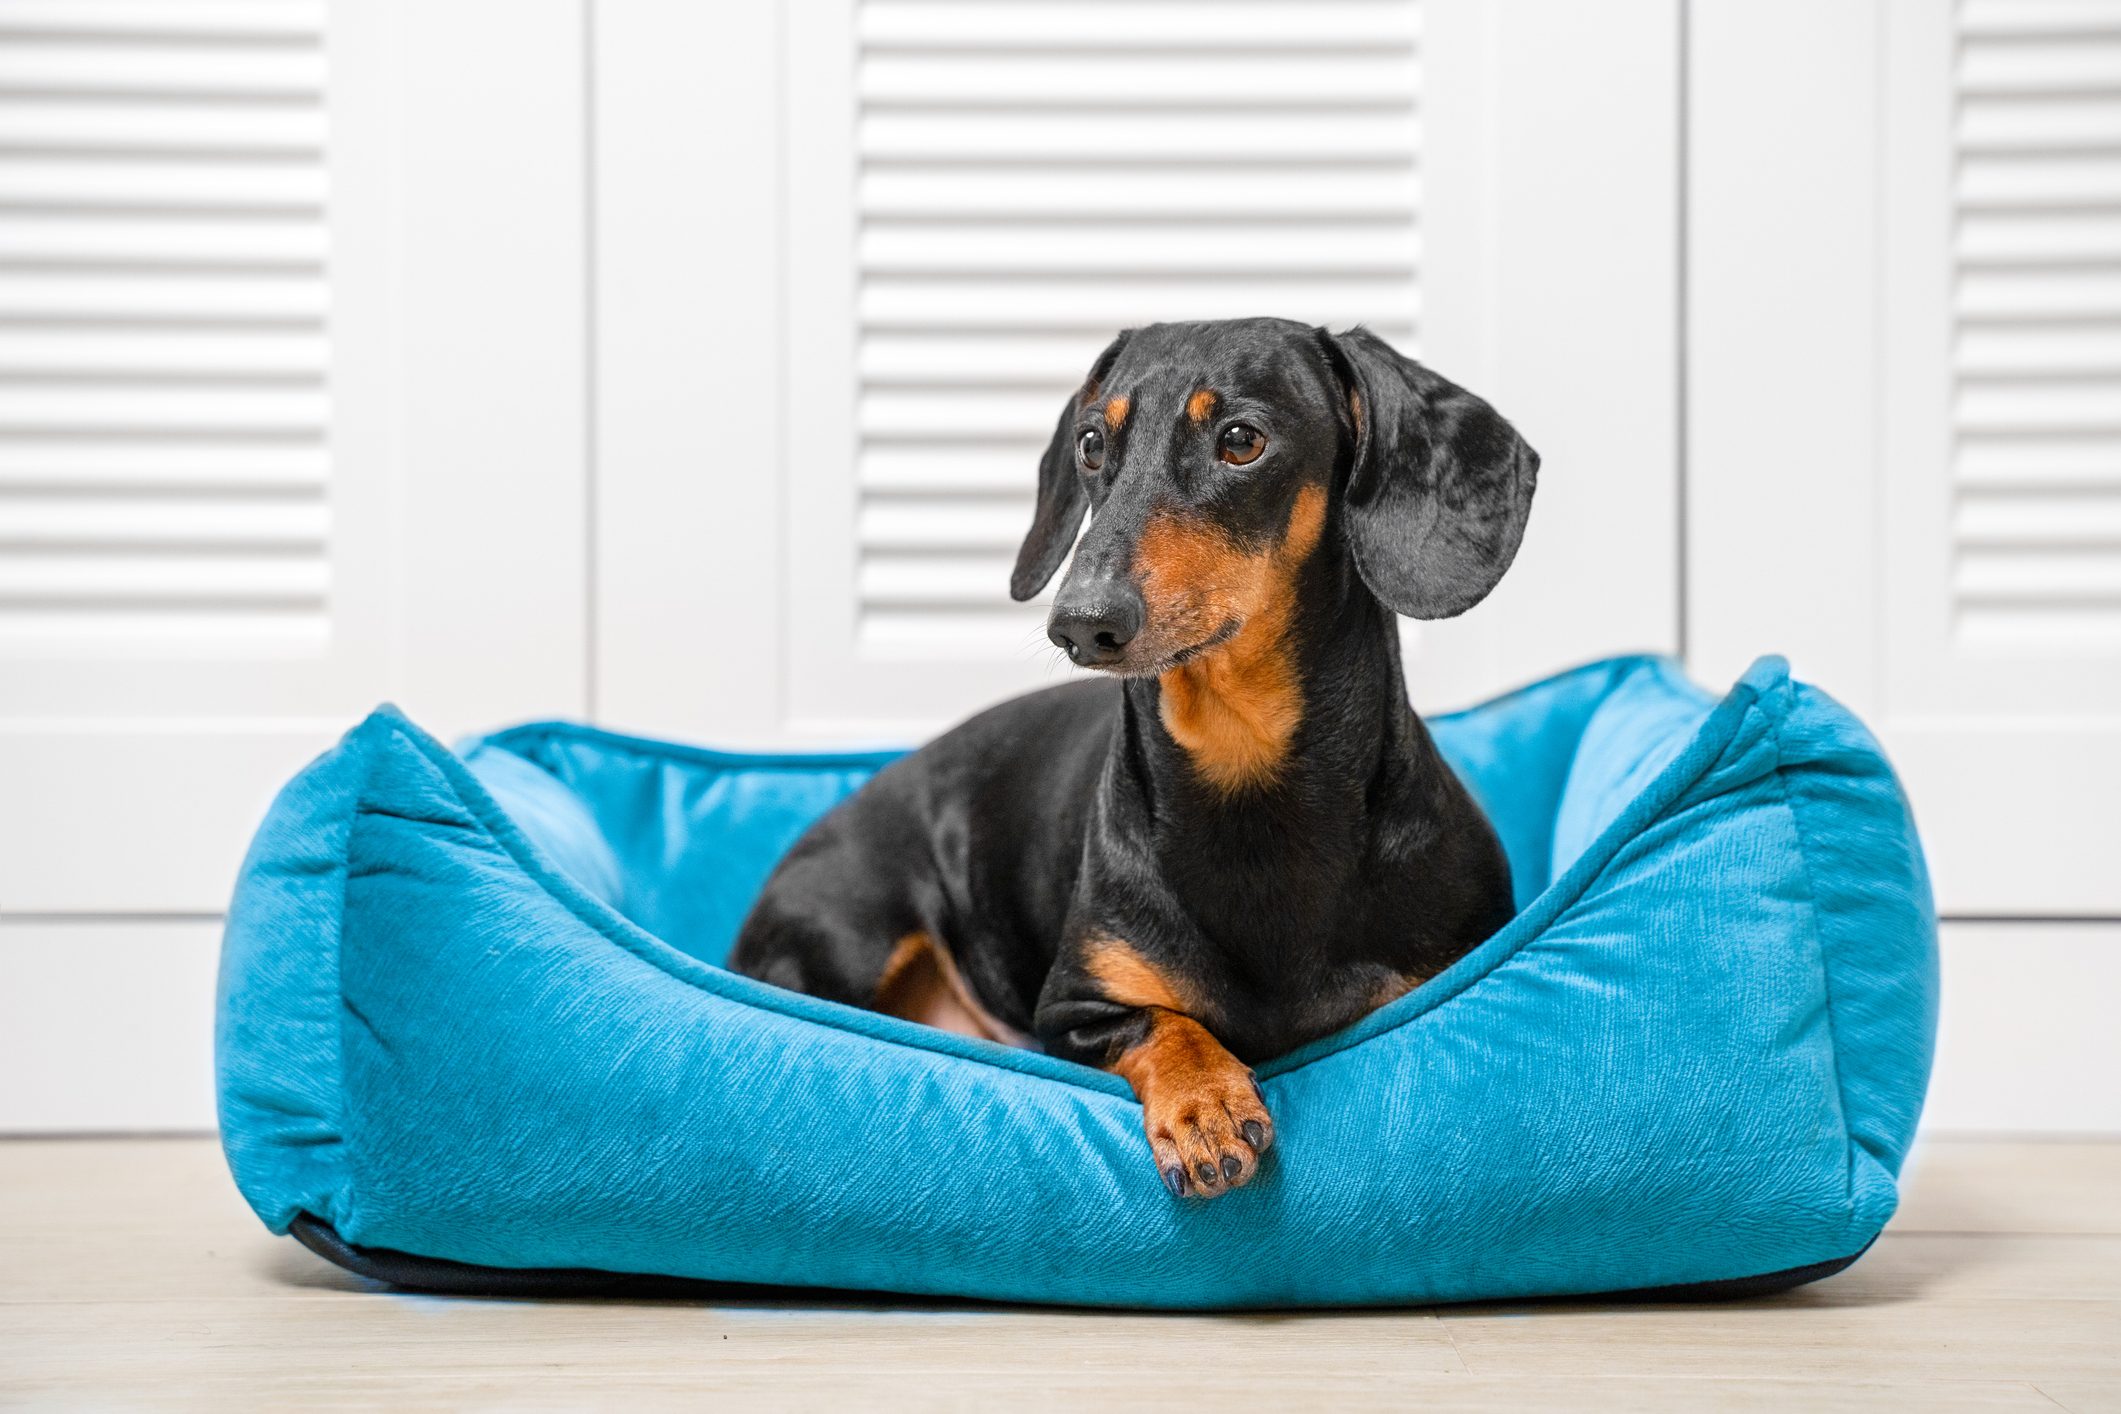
[1,1138,2116,1411]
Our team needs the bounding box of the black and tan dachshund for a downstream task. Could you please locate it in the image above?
[731,317,1538,1199]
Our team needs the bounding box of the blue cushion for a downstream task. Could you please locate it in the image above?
[215,655,1938,1308]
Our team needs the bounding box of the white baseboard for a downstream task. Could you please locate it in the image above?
[1,918,2114,1137]
[0,920,220,1134]
[1923,920,2121,1136]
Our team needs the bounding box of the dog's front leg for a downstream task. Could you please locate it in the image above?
[1036,938,1274,1200]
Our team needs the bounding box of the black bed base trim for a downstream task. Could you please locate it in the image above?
[289,1213,1867,1308]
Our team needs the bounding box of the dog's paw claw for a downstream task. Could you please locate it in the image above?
[1143,1063,1275,1200]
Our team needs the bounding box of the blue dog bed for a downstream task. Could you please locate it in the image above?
[217,655,1937,1308]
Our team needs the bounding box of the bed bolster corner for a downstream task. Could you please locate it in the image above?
[215,709,399,1233]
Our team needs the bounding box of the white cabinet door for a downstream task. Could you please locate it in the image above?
[1687,0,2121,916]
[0,0,589,914]
[595,0,1681,744]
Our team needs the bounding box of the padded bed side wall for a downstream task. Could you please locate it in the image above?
[1775,679,1941,1182]
[216,714,391,1233]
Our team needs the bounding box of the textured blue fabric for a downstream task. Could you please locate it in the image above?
[216,655,1938,1308]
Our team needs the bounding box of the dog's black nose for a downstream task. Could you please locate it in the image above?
[1048,595,1142,667]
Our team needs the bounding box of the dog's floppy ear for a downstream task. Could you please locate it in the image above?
[1319,326,1539,620]
[1011,331,1131,602]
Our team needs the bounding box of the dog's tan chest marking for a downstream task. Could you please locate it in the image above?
[1139,484,1328,794]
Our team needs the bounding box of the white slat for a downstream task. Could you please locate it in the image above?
[1957,95,2121,151]
[1956,489,2121,546]
[862,388,1064,440]
[861,111,1421,165]
[1958,35,2121,94]
[1955,325,2121,377]
[1951,9,2121,640]
[1958,211,2121,265]
[861,167,1418,221]
[1956,381,2121,434]
[0,158,326,210]
[860,54,1417,107]
[0,100,326,155]
[857,2,1420,50]
[0,1,326,40]
[859,221,1420,276]
[858,496,1033,552]
[852,0,1421,645]
[1958,549,2121,604]
[860,607,1070,656]
[860,552,1021,606]
[0,328,328,377]
[0,45,323,100]
[0,215,327,265]
[1957,433,2121,490]
[1960,0,2121,37]
[0,495,326,549]
[0,271,326,322]
[861,332,1122,386]
[861,275,1418,332]
[0,553,327,602]
[0,385,325,432]
[0,5,333,640]
[0,441,326,492]
[861,444,1046,494]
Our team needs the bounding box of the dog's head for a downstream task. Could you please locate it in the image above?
[1012,317,1539,674]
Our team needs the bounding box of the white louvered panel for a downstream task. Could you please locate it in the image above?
[0,329,327,378]
[0,0,330,646]
[862,169,1419,224]
[853,0,1422,653]
[858,0,1417,48]
[0,38,324,102]
[1951,2,2121,644]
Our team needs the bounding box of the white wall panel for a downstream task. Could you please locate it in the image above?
[0,1,333,651]
[0,921,220,1134]
[589,1,784,741]
[1415,0,1681,707]
[1687,0,2121,915]
[0,0,590,913]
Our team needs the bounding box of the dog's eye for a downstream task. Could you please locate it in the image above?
[1077,428,1105,472]
[1219,423,1266,466]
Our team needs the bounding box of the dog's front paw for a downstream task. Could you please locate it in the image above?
[1142,1061,1274,1200]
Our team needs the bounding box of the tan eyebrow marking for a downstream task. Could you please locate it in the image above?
[1104,395,1131,430]
[1186,388,1219,424]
